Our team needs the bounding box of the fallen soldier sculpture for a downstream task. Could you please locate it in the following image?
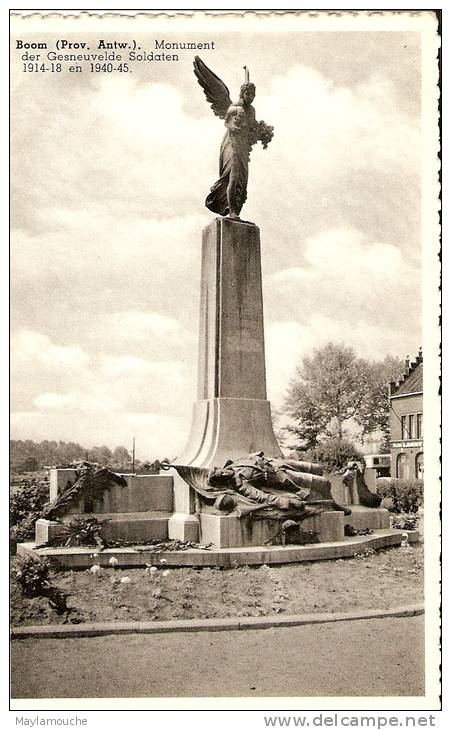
[157,452,351,521]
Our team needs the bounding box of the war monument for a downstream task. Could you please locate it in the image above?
[18,58,418,568]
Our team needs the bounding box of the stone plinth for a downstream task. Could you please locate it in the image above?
[178,217,282,468]
[345,506,390,531]
[199,510,344,548]
[78,512,170,543]
[37,473,175,546]
[35,519,67,546]
[166,467,200,542]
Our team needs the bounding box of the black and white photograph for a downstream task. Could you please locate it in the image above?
[9,8,441,715]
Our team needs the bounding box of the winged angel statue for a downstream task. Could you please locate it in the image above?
[194,56,274,219]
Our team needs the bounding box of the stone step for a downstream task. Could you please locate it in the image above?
[17,528,421,570]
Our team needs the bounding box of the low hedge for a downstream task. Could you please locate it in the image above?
[376,478,423,513]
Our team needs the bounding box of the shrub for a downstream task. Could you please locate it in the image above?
[10,479,49,527]
[303,438,363,472]
[59,516,104,547]
[10,479,49,550]
[15,555,51,597]
[14,555,69,614]
[390,513,420,531]
[376,479,423,513]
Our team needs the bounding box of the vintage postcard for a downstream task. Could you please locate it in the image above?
[9,8,441,716]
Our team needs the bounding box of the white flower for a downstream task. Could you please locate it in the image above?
[120,576,131,584]
[90,564,101,575]
[148,566,158,573]
[108,557,119,567]
[162,570,170,577]
[159,558,168,564]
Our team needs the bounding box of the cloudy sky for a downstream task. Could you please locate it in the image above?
[11,26,423,458]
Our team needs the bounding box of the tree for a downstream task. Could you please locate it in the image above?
[112,445,131,464]
[18,456,39,473]
[284,343,371,448]
[355,355,405,451]
[87,446,113,465]
[304,437,363,472]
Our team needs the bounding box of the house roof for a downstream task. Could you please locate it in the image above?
[391,349,423,396]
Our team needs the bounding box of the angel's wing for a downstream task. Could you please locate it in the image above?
[193,56,232,119]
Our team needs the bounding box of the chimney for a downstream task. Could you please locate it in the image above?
[405,355,410,374]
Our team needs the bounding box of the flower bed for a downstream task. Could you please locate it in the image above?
[10,541,423,627]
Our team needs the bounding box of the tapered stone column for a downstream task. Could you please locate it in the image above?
[177,217,282,468]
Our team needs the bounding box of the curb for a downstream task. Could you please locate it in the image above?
[11,603,424,640]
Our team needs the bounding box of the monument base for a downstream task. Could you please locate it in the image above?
[199,510,344,548]
[177,397,282,467]
[18,528,420,569]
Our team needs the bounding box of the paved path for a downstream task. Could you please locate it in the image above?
[11,616,424,699]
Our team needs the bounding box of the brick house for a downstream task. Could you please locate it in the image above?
[389,349,423,480]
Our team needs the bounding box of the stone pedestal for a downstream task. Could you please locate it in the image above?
[167,467,200,542]
[35,519,67,546]
[178,217,282,467]
[37,472,175,546]
[345,506,390,531]
[199,510,344,549]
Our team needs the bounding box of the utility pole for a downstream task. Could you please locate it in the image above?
[132,436,135,474]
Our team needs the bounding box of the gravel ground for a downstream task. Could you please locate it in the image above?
[11,615,425,699]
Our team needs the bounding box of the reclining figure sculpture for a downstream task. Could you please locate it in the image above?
[157,452,351,521]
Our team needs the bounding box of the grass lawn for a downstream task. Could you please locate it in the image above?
[10,540,423,627]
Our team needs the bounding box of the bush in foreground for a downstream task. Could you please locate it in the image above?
[10,479,49,551]
[14,555,69,615]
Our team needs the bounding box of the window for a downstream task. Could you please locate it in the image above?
[409,414,415,439]
[417,413,423,439]
[415,453,424,479]
[397,453,410,480]
[401,415,408,439]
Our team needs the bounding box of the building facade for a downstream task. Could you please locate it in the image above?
[389,349,423,480]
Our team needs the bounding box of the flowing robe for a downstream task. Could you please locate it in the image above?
[206,102,255,216]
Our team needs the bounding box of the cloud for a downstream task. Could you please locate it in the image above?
[11,49,422,453]
[103,311,182,341]
[11,328,195,456]
[12,329,90,370]
[265,226,420,331]
[11,409,188,461]
[264,227,421,407]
